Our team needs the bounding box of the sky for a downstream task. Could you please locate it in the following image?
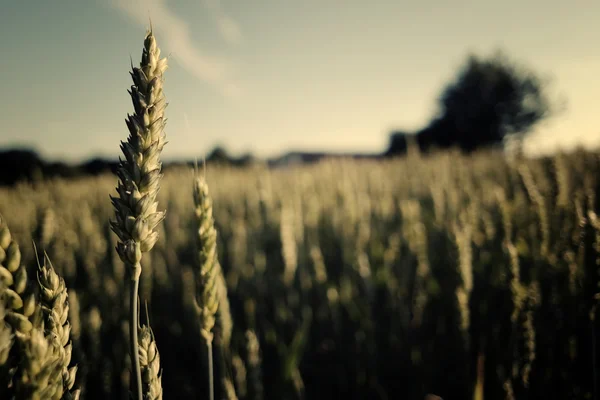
[0,0,599,162]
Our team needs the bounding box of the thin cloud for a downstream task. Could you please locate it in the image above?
[216,15,243,45]
[110,0,241,97]
[202,0,243,45]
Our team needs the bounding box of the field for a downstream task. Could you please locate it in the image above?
[1,30,599,400]
[1,147,599,399]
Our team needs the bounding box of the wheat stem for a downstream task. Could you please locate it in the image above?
[131,275,142,400]
[592,305,598,400]
[208,340,214,400]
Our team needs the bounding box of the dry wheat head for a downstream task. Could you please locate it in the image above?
[0,215,36,335]
[37,253,79,396]
[193,175,220,343]
[138,324,163,400]
[110,29,168,280]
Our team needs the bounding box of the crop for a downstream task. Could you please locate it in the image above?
[0,217,80,399]
[110,27,168,400]
[1,27,599,400]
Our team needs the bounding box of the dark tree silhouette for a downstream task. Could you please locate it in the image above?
[385,131,409,156]
[235,152,258,167]
[207,145,233,165]
[427,50,555,152]
[0,149,45,185]
[386,50,560,156]
[82,158,119,176]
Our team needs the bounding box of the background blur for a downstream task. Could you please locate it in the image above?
[1,2,599,400]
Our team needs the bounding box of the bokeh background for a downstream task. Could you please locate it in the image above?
[1,1,599,400]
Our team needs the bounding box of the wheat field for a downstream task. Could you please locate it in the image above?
[1,148,599,399]
[0,29,599,400]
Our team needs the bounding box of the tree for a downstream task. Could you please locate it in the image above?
[0,148,45,185]
[206,145,232,165]
[420,50,559,152]
[385,130,409,156]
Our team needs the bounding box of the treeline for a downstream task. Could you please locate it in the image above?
[0,149,119,186]
[0,147,383,187]
[0,147,260,187]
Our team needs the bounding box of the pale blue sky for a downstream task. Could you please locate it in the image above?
[1,0,599,162]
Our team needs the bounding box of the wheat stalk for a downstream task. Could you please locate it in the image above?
[192,172,221,400]
[110,26,168,400]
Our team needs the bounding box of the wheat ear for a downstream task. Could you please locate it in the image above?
[246,330,263,400]
[215,267,232,348]
[0,218,46,398]
[222,377,239,400]
[36,250,79,398]
[0,215,37,335]
[193,173,221,400]
[12,324,64,400]
[0,218,80,400]
[138,310,163,400]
